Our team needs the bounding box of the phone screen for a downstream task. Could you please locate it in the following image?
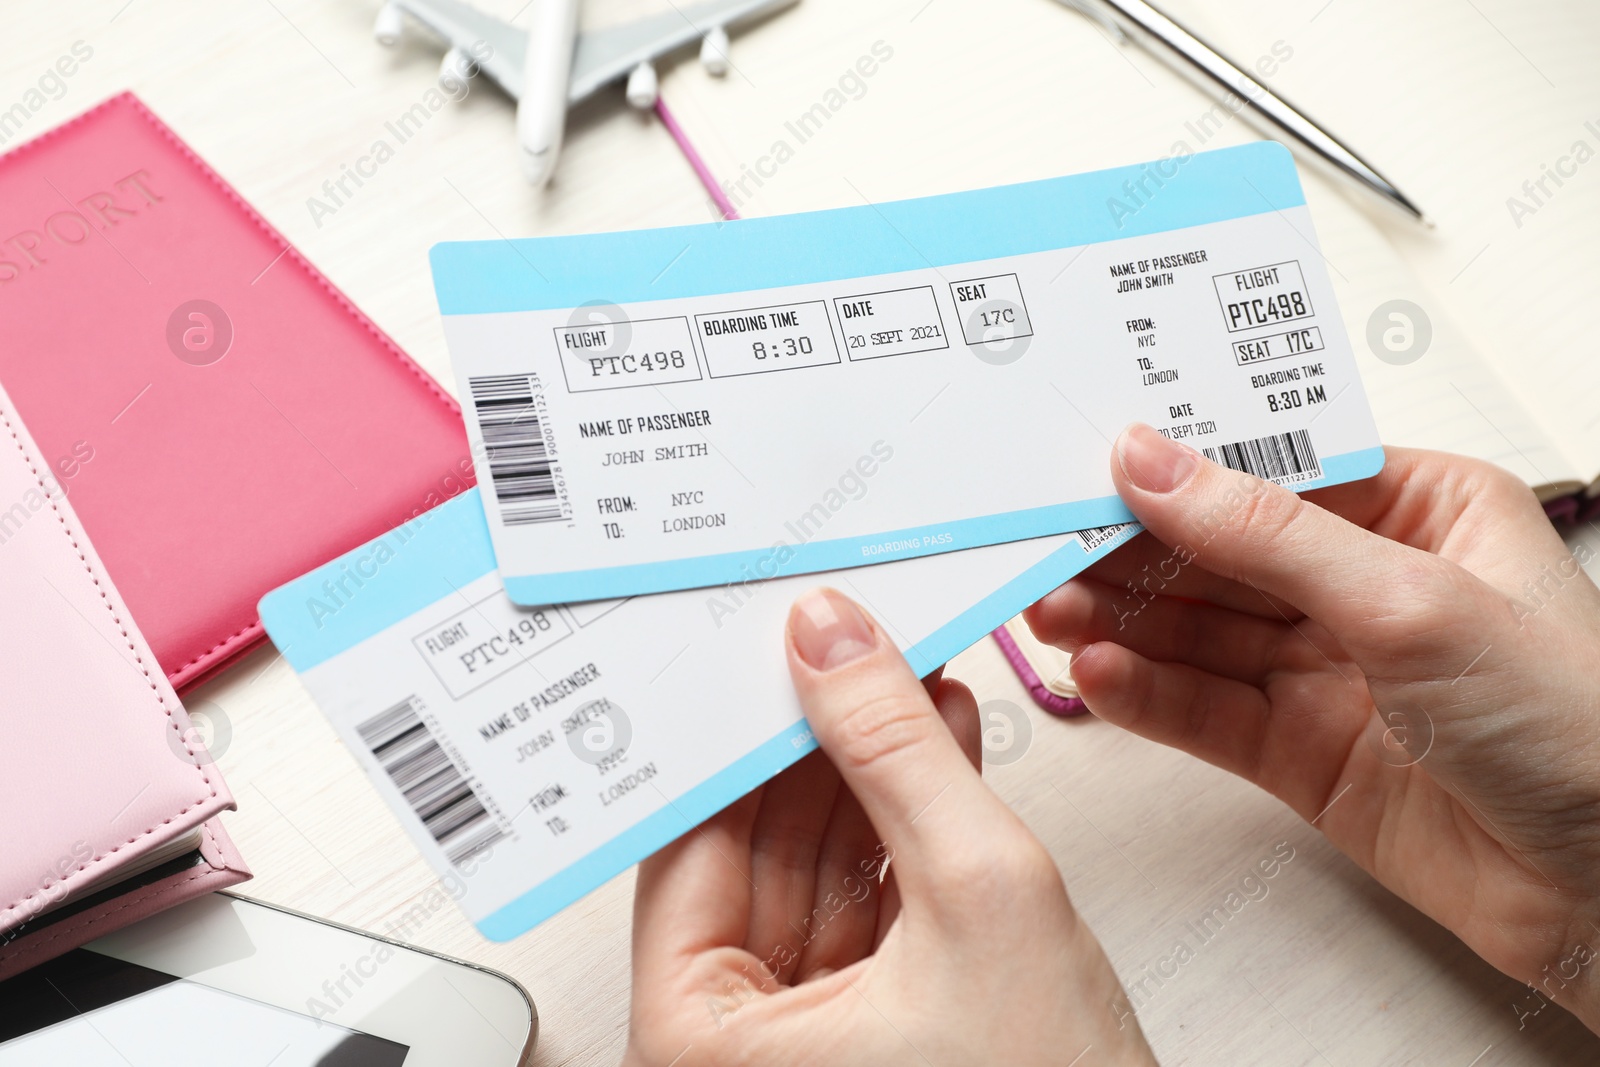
[0,949,410,1066]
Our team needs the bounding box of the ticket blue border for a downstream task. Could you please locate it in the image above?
[502,446,1383,605]
[259,488,499,675]
[255,484,1143,682]
[430,142,1303,314]
[257,442,1381,674]
[503,494,1132,604]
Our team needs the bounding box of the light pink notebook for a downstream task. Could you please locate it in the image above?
[0,380,248,981]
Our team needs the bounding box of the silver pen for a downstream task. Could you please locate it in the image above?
[1059,0,1429,225]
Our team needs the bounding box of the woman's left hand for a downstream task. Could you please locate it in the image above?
[622,588,1156,1066]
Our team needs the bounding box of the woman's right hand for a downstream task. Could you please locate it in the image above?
[1027,426,1600,1032]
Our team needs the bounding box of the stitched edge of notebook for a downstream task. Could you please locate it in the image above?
[0,811,245,968]
[0,92,469,683]
[0,398,221,925]
[197,816,249,878]
[168,618,265,687]
[0,855,242,965]
[0,91,125,170]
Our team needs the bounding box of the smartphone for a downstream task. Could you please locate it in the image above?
[0,893,536,1066]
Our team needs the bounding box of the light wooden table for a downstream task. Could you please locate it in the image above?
[9,2,1600,1064]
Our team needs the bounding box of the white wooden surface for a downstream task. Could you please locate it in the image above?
[7,2,1599,1063]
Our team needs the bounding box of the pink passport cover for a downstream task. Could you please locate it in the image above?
[0,93,475,688]
[0,380,248,981]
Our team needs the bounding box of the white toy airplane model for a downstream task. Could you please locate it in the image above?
[374,0,797,186]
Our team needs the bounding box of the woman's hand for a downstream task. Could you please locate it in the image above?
[1027,424,1600,1032]
[624,588,1158,1066]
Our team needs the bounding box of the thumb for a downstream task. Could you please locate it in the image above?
[1108,423,1506,670]
[785,589,1042,912]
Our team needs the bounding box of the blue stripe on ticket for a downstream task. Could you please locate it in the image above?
[430,142,1303,315]
[262,443,1384,674]
[499,444,1382,606]
[259,488,498,674]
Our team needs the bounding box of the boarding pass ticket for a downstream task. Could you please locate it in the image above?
[258,489,1139,938]
[431,143,1383,606]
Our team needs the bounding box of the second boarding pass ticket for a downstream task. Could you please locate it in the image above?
[257,489,1141,938]
[431,143,1383,606]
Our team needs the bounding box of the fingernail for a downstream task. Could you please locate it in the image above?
[790,588,877,672]
[1117,422,1199,493]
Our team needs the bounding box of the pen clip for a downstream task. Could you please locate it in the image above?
[1058,0,1129,45]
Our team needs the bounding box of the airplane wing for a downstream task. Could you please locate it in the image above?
[567,0,798,101]
[388,0,531,97]
[386,0,796,103]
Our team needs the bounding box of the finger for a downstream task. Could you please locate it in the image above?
[1026,576,1294,685]
[871,867,901,954]
[1080,530,1303,620]
[796,678,980,979]
[1300,446,1524,548]
[1306,447,1583,597]
[742,751,841,978]
[632,790,763,994]
[874,678,980,950]
[1091,445,1564,619]
[1109,424,1505,665]
[1070,641,1349,819]
[790,787,889,982]
[786,589,1037,912]
[935,677,984,773]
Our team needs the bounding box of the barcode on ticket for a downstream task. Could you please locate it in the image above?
[1075,523,1136,552]
[358,696,506,867]
[1202,429,1321,485]
[468,373,566,526]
